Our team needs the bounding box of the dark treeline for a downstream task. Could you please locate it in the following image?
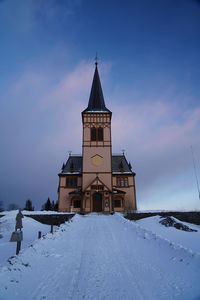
[41,197,58,211]
[0,198,59,212]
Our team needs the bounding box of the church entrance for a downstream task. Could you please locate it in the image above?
[93,193,102,212]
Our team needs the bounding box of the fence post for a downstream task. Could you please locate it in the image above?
[16,241,21,255]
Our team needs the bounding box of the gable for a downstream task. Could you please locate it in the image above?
[84,176,111,192]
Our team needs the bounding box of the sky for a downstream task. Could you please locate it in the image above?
[0,0,200,211]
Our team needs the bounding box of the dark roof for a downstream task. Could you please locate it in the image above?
[112,188,126,194]
[112,155,133,174]
[69,189,82,195]
[59,155,134,175]
[59,156,82,175]
[82,64,111,113]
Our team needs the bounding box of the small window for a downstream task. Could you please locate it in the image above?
[91,185,98,190]
[91,185,104,190]
[98,127,103,141]
[91,127,96,141]
[117,177,128,187]
[73,200,81,208]
[98,185,104,190]
[66,177,77,187]
[117,177,121,186]
[114,199,121,207]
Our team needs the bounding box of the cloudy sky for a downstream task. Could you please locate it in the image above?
[0,0,200,211]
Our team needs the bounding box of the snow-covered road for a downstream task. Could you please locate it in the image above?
[0,214,200,299]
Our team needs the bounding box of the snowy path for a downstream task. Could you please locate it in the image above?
[0,214,200,300]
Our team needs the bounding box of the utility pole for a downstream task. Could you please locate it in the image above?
[191,146,200,201]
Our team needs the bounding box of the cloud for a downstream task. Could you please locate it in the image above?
[0,0,82,33]
[0,60,112,208]
[1,58,200,210]
[110,85,200,210]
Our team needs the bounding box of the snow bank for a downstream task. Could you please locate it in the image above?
[136,215,200,254]
[0,213,200,299]
[0,211,58,266]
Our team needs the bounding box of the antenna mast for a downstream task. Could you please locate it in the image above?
[191,146,200,201]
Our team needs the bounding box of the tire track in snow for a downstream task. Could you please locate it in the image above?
[1,214,200,300]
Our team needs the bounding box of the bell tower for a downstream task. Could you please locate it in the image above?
[82,62,112,203]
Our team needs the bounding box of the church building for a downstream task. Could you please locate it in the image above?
[58,62,137,213]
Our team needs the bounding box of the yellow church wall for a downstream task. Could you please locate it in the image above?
[59,175,82,188]
[82,173,112,192]
[112,175,137,211]
[58,175,82,212]
[103,126,111,141]
[82,127,111,144]
[83,127,90,140]
[58,187,70,212]
[82,147,112,173]
[60,177,66,187]
[124,187,137,210]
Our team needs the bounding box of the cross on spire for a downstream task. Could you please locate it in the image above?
[95,52,98,66]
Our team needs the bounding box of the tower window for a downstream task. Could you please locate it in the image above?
[91,127,96,141]
[98,127,103,141]
[91,127,104,141]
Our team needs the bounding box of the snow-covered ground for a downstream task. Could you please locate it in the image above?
[0,213,200,299]
[0,211,58,266]
[136,215,200,254]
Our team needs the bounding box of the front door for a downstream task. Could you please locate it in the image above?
[93,193,102,212]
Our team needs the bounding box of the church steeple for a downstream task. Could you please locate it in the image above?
[57,57,137,213]
[83,63,111,113]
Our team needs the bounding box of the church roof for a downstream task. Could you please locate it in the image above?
[60,155,82,175]
[111,155,135,174]
[69,189,82,195]
[59,155,134,175]
[82,63,111,113]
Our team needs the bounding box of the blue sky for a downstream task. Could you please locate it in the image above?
[0,0,200,210]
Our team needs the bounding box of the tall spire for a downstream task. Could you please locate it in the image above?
[83,61,111,113]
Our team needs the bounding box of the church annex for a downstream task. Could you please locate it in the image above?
[58,62,137,213]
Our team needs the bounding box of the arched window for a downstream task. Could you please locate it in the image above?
[91,127,96,141]
[91,127,104,141]
[98,127,103,141]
